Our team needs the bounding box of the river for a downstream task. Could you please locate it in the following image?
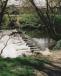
[33,38,56,50]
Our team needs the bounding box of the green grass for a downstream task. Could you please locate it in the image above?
[0,56,51,76]
[0,57,34,76]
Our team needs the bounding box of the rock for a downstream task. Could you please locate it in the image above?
[40,48,52,56]
[53,40,61,50]
[0,31,31,58]
[1,44,18,58]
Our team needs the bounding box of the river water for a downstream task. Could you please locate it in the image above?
[33,38,55,50]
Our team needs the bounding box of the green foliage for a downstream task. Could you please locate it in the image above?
[0,56,51,76]
[0,57,35,76]
[54,15,61,25]
[19,13,40,26]
[1,13,40,29]
[52,15,61,39]
[2,15,9,29]
[53,40,61,50]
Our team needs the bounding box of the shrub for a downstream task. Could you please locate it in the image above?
[53,40,61,50]
[2,15,9,29]
[19,13,40,27]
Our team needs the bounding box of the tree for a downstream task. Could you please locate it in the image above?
[0,0,8,29]
[29,0,61,40]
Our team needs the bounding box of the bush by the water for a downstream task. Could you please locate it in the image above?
[2,15,9,29]
[54,15,61,35]
[2,13,40,29]
[53,40,61,50]
[19,13,40,27]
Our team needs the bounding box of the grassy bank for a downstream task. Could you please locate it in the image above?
[0,57,34,76]
[0,56,51,76]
